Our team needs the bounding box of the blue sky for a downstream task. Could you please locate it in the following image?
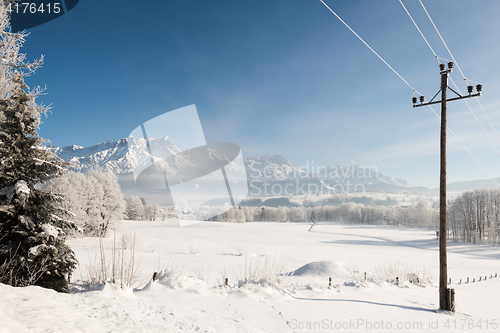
[19,0,500,188]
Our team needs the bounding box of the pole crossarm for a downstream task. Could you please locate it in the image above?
[414,92,481,108]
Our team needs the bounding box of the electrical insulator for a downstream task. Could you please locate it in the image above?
[467,85,473,94]
[476,84,482,92]
[412,97,417,104]
[439,64,445,71]
[419,95,425,103]
[448,62,453,69]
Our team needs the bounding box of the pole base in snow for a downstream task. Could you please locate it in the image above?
[446,288,456,313]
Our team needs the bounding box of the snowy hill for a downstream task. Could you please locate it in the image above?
[47,137,426,199]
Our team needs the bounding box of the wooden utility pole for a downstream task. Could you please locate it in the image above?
[439,65,449,311]
[413,62,481,312]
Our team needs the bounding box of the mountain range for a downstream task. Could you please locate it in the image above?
[48,136,490,203]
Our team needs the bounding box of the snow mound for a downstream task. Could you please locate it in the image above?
[85,282,135,298]
[142,270,206,291]
[289,260,346,278]
[226,279,286,300]
[155,270,189,289]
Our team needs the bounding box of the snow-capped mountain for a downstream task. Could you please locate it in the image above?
[47,137,425,197]
[244,154,420,193]
[46,136,180,174]
[245,154,298,179]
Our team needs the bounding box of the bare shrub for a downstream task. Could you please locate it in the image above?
[233,254,291,287]
[84,232,139,290]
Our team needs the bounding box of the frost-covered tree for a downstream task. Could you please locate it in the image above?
[85,169,125,235]
[0,7,77,291]
[278,207,287,222]
[0,3,43,100]
[126,196,144,220]
[44,170,126,237]
[219,206,236,222]
[448,189,500,244]
[289,206,306,222]
[79,174,104,234]
[243,206,254,222]
[44,171,90,235]
[144,203,158,221]
[235,206,246,223]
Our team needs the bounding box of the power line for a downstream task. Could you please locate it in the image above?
[398,0,438,59]
[427,104,500,187]
[449,76,500,156]
[399,0,500,157]
[474,97,500,142]
[418,0,500,144]
[319,0,500,187]
[318,0,420,95]
[418,0,465,79]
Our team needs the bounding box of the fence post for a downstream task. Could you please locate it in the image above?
[225,277,228,286]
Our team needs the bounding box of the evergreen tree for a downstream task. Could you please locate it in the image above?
[0,7,77,292]
[0,73,78,292]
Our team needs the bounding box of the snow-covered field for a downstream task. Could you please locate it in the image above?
[1,220,499,332]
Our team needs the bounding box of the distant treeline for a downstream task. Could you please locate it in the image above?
[212,201,438,228]
[221,189,500,245]
[240,197,299,207]
[238,195,398,208]
[323,195,398,207]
